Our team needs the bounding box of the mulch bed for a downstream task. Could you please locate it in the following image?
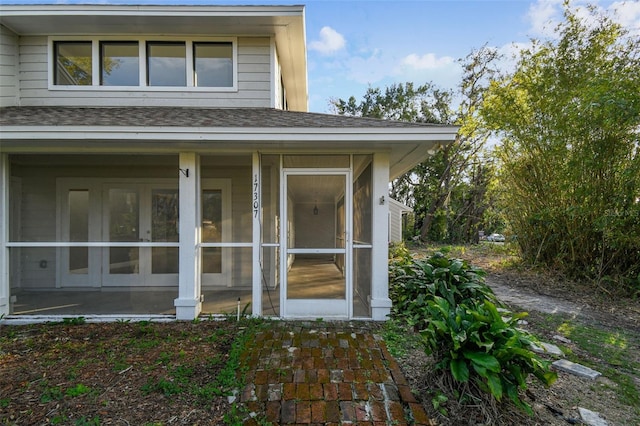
[0,320,237,425]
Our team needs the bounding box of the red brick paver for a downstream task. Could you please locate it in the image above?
[237,321,435,425]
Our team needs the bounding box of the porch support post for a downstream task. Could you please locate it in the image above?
[0,154,9,317]
[175,152,202,320]
[370,152,392,320]
[251,152,262,317]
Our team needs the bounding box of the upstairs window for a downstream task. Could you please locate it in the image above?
[147,42,186,87]
[54,41,92,85]
[51,38,237,90]
[101,41,140,86]
[194,42,233,87]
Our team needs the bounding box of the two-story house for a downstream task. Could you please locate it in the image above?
[0,4,457,321]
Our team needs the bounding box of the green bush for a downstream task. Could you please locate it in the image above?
[388,245,557,414]
[389,247,496,330]
[421,297,556,413]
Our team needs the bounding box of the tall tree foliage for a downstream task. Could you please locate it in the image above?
[332,47,499,242]
[482,4,640,292]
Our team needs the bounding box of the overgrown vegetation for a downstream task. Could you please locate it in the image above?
[336,2,640,297]
[482,4,640,294]
[388,243,557,418]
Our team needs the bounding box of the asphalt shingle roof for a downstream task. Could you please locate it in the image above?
[0,106,447,129]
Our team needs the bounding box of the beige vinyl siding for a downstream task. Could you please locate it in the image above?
[0,25,19,107]
[389,205,401,242]
[389,199,412,243]
[16,177,57,289]
[17,36,272,107]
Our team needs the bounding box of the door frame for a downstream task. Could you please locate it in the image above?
[280,168,352,319]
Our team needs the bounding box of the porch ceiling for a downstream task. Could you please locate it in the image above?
[0,107,459,179]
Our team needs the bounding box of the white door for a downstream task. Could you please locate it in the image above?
[102,183,179,287]
[281,171,351,318]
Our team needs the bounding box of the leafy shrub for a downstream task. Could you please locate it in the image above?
[389,247,497,329]
[388,245,557,414]
[421,297,556,413]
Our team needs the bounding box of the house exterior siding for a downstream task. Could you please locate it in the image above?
[16,36,271,108]
[0,25,19,107]
[389,198,413,243]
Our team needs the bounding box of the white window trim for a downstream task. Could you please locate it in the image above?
[48,36,238,92]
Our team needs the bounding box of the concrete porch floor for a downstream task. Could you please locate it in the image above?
[10,288,264,316]
[8,258,369,318]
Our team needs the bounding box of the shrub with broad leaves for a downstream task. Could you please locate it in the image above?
[388,243,557,414]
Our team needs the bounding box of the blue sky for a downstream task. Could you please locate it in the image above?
[2,0,639,112]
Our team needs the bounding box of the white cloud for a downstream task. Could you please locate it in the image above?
[527,0,564,37]
[343,49,393,84]
[527,0,640,39]
[401,53,455,70]
[308,26,346,55]
[610,1,640,35]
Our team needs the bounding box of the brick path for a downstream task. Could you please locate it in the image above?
[237,321,434,425]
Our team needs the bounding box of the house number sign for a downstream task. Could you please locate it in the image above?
[253,174,259,218]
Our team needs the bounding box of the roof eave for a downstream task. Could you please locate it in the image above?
[0,126,459,142]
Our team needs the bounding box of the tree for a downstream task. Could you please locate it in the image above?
[482,3,640,292]
[332,47,500,243]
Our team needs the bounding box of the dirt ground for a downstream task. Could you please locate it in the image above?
[400,244,640,426]
[0,320,238,425]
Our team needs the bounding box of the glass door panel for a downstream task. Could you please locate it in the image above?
[68,189,89,275]
[151,189,179,274]
[103,184,178,287]
[58,181,100,288]
[108,188,140,275]
[201,179,231,287]
[202,189,222,274]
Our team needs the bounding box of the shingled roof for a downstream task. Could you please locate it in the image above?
[0,106,448,129]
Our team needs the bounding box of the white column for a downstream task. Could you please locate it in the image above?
[175,152,202,320]
[252,152,262,316]
[0,154,9,317]
[370,152,392,320]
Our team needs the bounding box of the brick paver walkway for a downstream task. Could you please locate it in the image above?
[237,321,434,425]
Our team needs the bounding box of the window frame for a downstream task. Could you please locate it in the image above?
[48,36,238,92]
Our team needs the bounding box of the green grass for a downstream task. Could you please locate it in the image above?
[531,313,640,419]
[380,318,424,358]
[65,383,92,398]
